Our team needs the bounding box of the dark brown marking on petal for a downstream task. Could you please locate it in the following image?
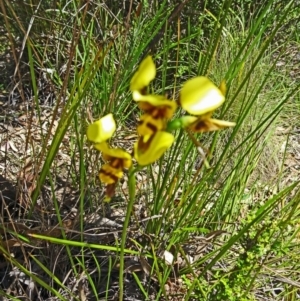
[146,122,159,133]
[138,102,152,111]
[192,119,226,132]
[99,168,119,183]
[136,136,152,153]
[194,120,209,132]
[111,158,123,169]
[141,87,147,95]
[106,183,116,199]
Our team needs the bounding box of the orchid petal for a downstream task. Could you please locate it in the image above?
[99,164,123,184]
[180,77,225,115]
[130,56,156,93]
[87,114,116,143]
[134,131,174,166]
[188,118,236,132]
[94,142,132,168]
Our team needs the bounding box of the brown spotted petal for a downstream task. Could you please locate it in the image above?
[188,118,236,133]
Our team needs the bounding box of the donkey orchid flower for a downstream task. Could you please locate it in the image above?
[87,114,132,201]
[179,77,235,132]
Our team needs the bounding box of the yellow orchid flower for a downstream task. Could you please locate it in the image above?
[87,114,132,201]
[130,55,156,95]
[87,113,116,143]
[180,77,225,115]
[178,77,235,132]
[134,131,174,166]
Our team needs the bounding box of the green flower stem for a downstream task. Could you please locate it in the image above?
[119,167,136,300]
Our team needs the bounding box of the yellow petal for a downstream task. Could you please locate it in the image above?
[87,114,116,143]
[94,143,132,168]
[99,164,123,184]
[93,141,110,152]
[134,131,174,166]
[130,56,156,93]
[188,118,236,133]
[180,77,225,115]
[102,152,132,169]
[178,116,198,128]
[135,95,178,119]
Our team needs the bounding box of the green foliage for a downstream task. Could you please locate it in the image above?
[1,0,299,300]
